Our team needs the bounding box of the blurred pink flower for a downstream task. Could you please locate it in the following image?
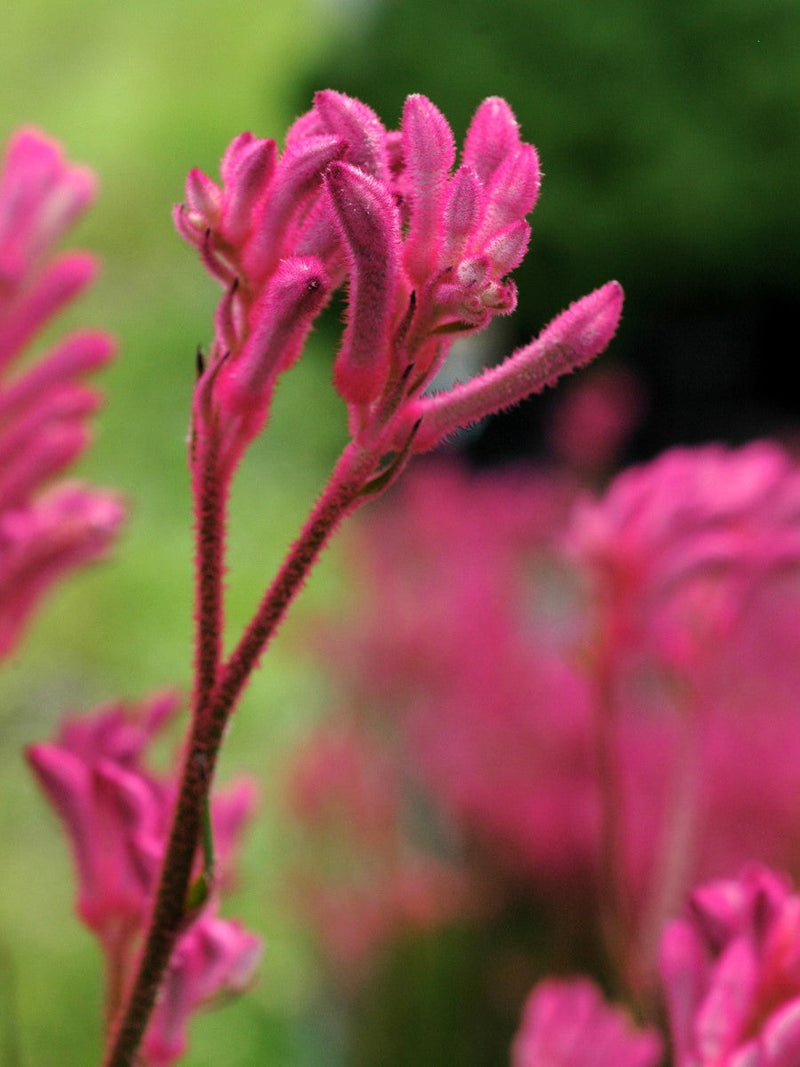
[545,365,646,481]
[566,440,800,672]
[0,127,123,657]
[142,909,261,1067]
[289,442,800,991]
[27,692,260,1066]
[511,977,662,1067]
[660,865,800,1066]
[288,724,476,977]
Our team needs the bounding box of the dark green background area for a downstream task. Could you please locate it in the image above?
[1,1,797,1063]
[298,0,800,458]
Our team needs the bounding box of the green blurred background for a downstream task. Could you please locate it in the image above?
[1,0,798,1063]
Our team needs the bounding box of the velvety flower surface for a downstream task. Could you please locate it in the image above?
[511,977,662,1067]
[176,91,622,485]
[0,127,123,657]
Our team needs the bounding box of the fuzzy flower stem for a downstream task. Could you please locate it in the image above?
[100,710,211,1067]
[210,440,378,727]
[101,440,377,1067]
[191,435,228,720]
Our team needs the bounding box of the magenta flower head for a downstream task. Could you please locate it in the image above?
[566,440,800,669]
[141,909,261,1067]
[511,977,662,1067]
[660,865,800,1067]
[27,693,261,1064]
[176,92,622,486]
[0,127,123,657]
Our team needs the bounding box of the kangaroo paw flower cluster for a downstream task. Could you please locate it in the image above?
[0,127,123,657]
[176,91,622,489]
[660,865,800,1067]
[14,91,625,1067]
[27,693,260,1067]
[511,978,662,1067]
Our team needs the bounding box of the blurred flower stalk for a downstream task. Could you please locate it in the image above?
[289,394,800,1061]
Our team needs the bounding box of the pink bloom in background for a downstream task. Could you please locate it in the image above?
[288,723,476,977]
[545,365,646,481]
[660,865,800,1066]
[287,440,800,998]
[142,908,261,1067]
[0,126,123,657]
[566,440,800,673]
[27,693,260,1066]
[566,441,800,975]
[511,977,662,1067]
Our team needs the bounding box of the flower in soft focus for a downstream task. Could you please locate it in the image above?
[660,865,800,1067]
[0,126,123,658]
[566,440,800,671]
[288,442,800,995]
[142,909,261,1067]
[287,723,476,978]
[545,365,645,482]
[511,977,662,1067]
[175,91,622,483]
[565,441,800,976]
[27,693,260,1066]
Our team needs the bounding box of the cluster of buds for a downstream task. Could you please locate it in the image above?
[0,127,123,657]
[175,91,622,489]
[27,693,260,1067]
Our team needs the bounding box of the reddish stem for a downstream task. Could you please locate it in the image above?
[100,440,376,1067]
[192,436,228,718]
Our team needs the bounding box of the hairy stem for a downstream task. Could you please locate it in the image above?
[100,440,376,1067]
[192,435,228,720]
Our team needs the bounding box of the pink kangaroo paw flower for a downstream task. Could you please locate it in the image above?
[142,912,261,1067]
[27,693,260,1062]
[660,866,800,1067]
[325,161,405,409]
[512,977,662,1067]
[402,280,624,453]
[1,127,121,658]
[0,252,98,371]
[0,485,123,656]
[312,89,390,180]
[463,96,524,183]
[401,94,456,286]
[200,255,330,474]
[0,127,96,284]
